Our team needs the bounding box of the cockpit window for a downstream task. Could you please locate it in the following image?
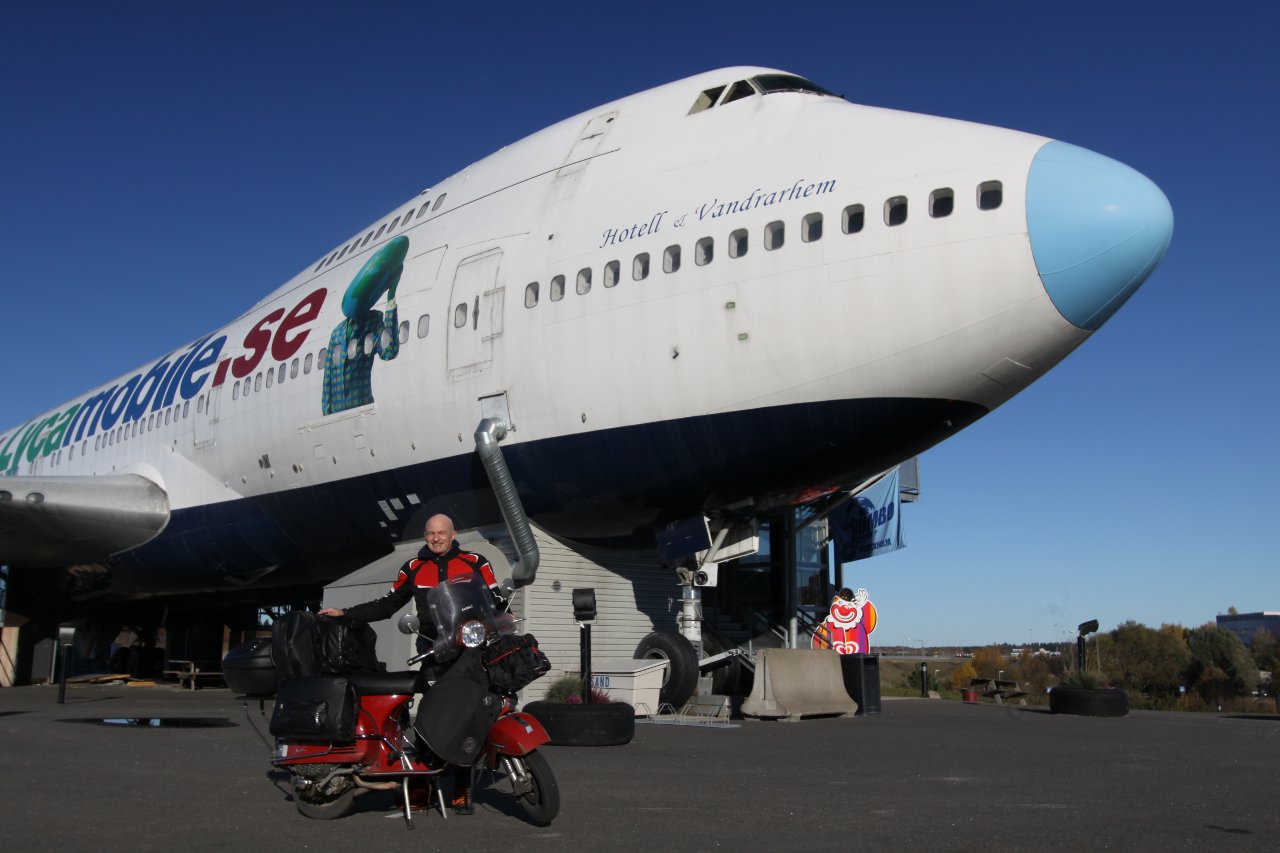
[689,85,726,115]
[690,74,838,116]
[750,74,836,97]
[720,80,756,106]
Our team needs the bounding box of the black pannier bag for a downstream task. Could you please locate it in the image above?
[483,633,551,692]
[272,610,319,681]
[269,676,358,742]
[316,616,382,676]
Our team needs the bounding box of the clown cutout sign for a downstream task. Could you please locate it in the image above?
[812,587,877,654]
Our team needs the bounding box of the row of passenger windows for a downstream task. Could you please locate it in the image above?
[520,181,1003,308]
[56,178,1004,463]
[312,192,449,273]
[56,315,441,463]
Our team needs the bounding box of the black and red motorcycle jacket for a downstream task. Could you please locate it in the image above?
[344,541,500,641]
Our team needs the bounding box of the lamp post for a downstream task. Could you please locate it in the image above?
[573,589,597,704]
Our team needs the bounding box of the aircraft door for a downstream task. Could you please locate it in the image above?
[447,249,504,378]
[193,381,221,448]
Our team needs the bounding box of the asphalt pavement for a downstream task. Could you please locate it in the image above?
[1,682,1276,852]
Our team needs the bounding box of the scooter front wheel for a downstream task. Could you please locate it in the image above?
[510,750,559,826]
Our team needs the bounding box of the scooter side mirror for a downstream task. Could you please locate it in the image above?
[500,578,516,597]
[397,613,421,635]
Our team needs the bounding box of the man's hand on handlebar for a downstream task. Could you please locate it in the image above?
[318,607,344,617]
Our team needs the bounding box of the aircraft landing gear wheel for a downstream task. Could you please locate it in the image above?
[634,631,698,708]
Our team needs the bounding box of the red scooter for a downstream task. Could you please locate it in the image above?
[270,574,558,827]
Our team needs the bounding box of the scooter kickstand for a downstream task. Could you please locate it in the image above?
[401,776,414,830]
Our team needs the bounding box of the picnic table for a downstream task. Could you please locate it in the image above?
[969,677,1029,706]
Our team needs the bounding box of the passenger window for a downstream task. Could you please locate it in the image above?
[604,260,620,288]
[765,220,785,250]
[689,85,726,115]
[801,213,823,242]
[196,397,204,415]
[362,231,374,247]
[978,180,1003,210]
[347,338,359,360]
[291,358,299,379]
[930,188,954,218]
[417,201,431,219]
[525,282,539,307]
[721,80,755,105]
[695,237,714,266]
[265,368,274,388]
[842,204,865,234]
[576,268,592,295]
[664,245,681,273]
[633,253,650,281]
[304,352,314,374]
[254,373,263,392]
[363,333,375,355]
[550,275,565,301]
[472,296,479,330]
[319,348,329,370]
[375,224,387,239]
[277,364,286,384]
[729,229,748,258]
[885,196,908,226]
[183,400,190,418]
[398,320,409,344]
[389,216,400,231]
[454,303,468,327]
[381,329,393,350]
[433,193,447,211]
[417,314,431,338]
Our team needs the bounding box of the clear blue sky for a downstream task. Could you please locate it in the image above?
[2,2,1276,647]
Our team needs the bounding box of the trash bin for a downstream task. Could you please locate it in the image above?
[588,658,669,716]
[838,653,881,715]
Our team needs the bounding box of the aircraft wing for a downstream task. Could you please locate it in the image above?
[0,474,170,568]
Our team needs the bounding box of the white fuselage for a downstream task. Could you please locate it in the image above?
[0,67,1168,593]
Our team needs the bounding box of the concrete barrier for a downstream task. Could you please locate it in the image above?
[741,648,859,721]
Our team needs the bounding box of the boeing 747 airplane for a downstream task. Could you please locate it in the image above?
[0,68,1172,681]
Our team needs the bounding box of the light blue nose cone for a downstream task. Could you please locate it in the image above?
[1026,141,1173,331]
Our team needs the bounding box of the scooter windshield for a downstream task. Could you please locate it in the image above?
[426,573,502,662]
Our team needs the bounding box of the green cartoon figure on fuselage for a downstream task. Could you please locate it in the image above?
[322,236,407,415]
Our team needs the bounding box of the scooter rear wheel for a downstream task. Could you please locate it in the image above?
[294,783,356,819]
[512,750,559,826]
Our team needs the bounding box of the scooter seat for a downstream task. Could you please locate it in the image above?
[347,670,420,696]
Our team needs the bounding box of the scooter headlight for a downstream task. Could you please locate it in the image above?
[460,620,486,648]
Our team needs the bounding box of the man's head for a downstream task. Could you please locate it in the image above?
[424,514,456,556]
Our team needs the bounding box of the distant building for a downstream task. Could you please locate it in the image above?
[1216,612,1280,646]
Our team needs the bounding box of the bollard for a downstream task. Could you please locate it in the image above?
[919,661,928,698]
[57,644,71,704]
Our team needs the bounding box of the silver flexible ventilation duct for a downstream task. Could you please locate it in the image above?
[474,418,539,586]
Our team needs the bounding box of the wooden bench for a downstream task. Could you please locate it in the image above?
[163,659,224,691]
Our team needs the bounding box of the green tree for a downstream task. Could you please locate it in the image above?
[1249,627,1279,675]
[1186,624,1259,703]
[1100,621,1192,697]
